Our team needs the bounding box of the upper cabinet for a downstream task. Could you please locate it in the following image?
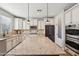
[65,11,72,25]
[72,5,79,24]
[14,18,23,29]
[65,4,79,26]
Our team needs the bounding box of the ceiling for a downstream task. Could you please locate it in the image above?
[0,3,76,19]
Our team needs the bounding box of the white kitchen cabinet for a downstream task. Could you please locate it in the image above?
[18,35,22,43]
[13,35,22,47]
[0,34,23,55]
[14,18,23,29]
[37,20,45,30]
[6,39,12,52]
[16,36,19,45]
[65,11,72,25]
[12,37,17,48]
[0,40,6,55]
[30,19,37,26]
[72,5,79,24]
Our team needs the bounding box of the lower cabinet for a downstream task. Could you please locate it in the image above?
[0,34,24,56]
[0,40,6,55]
[16,37,19,45]
[18,35,22,43]
[6,39,12,52]
[12,38,17,48]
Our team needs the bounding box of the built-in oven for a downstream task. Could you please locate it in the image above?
[66,29,79,54]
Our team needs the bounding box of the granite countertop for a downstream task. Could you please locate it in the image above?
[0,34,19,41]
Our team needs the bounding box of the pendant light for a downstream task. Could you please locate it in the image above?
[46,3,49,23]
[27,3,30,23]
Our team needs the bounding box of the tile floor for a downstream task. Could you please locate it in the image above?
[6,32,66,56]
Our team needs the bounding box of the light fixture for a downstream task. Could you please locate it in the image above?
[27,3,30,23]
[37,9,42,12]
[27,19,30,22]
[37,9,42,15]
[46,3,49,23]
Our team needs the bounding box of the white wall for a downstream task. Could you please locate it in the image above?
[55,11,65,49]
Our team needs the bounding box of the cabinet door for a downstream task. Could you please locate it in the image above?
[12,36,18,47]
[0,40,6,55]
[12,39,16,47]
[15,36,18,45]
[6,39,12,52]
[65,11,72,25]
[72,5,79,24]
[21,34,24,41]
[18,35,22,43]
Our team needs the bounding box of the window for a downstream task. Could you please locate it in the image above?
[0,15,12,34]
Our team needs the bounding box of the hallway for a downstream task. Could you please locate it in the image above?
[6,33,66,56]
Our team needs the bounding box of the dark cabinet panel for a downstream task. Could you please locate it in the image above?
[45,25,55,42]
[66,29,79,35]
[66,40,79,50]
